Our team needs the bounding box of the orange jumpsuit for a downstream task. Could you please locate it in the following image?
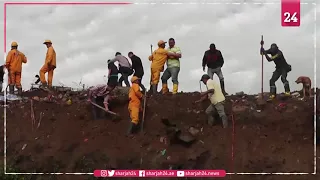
[148,48,168,85]
[128,82,143,125]
[5,49,27,88]
[40,46,56,87]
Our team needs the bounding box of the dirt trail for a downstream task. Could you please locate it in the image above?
[0,89,319,180]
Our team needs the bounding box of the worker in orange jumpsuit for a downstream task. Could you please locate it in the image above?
[148,40,175,94]
[127,76,144,134]
[40,40,56,89]
[5,41,27,95]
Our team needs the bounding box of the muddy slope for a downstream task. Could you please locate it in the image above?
[0,89,319,180]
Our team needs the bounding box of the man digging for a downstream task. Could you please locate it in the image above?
[260,43,292,100]
[87,84,117,120]
[195,74,228,128]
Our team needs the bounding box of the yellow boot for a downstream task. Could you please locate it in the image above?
[267,94,276,101]
[173,84,178,94]
[162,84,169,94]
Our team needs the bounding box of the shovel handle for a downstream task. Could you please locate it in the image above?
[140,91,147,133]
[91,101,117,115]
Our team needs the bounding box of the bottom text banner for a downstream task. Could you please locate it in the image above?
[93,170,226,178]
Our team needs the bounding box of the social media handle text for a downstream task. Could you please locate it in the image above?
[94,170,138,177]
[94,170,226,178]
[178,170,226,177]
[138,170,175,177]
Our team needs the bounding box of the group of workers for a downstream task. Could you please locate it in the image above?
[2,38,313,135]
[3,40,56,95]
[86,37,231,134]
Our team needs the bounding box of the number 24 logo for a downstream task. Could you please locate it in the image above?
[284,12,298,23]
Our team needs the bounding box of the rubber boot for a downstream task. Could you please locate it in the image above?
[152,84,158,94]
[9,85,14,94]
[162,84,169,94]
[127,122,137,135]
[207,115,215,126]
[149,85,154,95]
[220,80,228,95]
[40,82,48,90]
[268,86,276,100]
[172,84,178,94]
[17,88,22,96]
[284,83,291,96]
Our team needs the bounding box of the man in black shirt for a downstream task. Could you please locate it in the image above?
[107,59,119,87]
[0,65,4,92]
[128,52,146,91]
[202,43,227,95]
[261,43,291,100]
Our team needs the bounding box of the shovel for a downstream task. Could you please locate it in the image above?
[259,35,267,104]
[140,91,147,133]
[90,101,119,116]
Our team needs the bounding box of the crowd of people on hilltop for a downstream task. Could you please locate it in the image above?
[2,38,313,135]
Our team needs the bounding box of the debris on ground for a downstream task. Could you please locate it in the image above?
[235,91,244,96]
[0,88,319,178]
[188,126,200,136]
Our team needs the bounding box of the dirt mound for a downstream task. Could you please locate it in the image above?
[0,89,319,180]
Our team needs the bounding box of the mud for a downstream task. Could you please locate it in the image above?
[0,89,319,180]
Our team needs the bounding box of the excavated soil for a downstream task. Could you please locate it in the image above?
[0,89,319,180]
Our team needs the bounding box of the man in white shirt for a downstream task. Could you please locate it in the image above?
[108,52,133,87]
[195,74,228,128]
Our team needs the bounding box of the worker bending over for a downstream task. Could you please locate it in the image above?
[109,52,133,87]
[149,40,175,94]
[40,40,56,89]
[295,76,312,98]
[261,43,291,100]
[87,84,116,120]
[195,74,228,128]
[128,76,144,135]
[5,41,27,95]
[202,43,227,95]
[161,38,182,94]
[128,52,146,91]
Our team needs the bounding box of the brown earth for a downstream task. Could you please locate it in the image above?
[0,88,319,180]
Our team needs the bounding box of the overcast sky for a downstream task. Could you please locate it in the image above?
[0,0,319,94]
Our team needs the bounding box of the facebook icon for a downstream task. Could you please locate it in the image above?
[139,170,145,177]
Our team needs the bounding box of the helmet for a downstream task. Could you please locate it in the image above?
[11,42,18,46]
[270,43,278,49]
[43,40,52,44]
